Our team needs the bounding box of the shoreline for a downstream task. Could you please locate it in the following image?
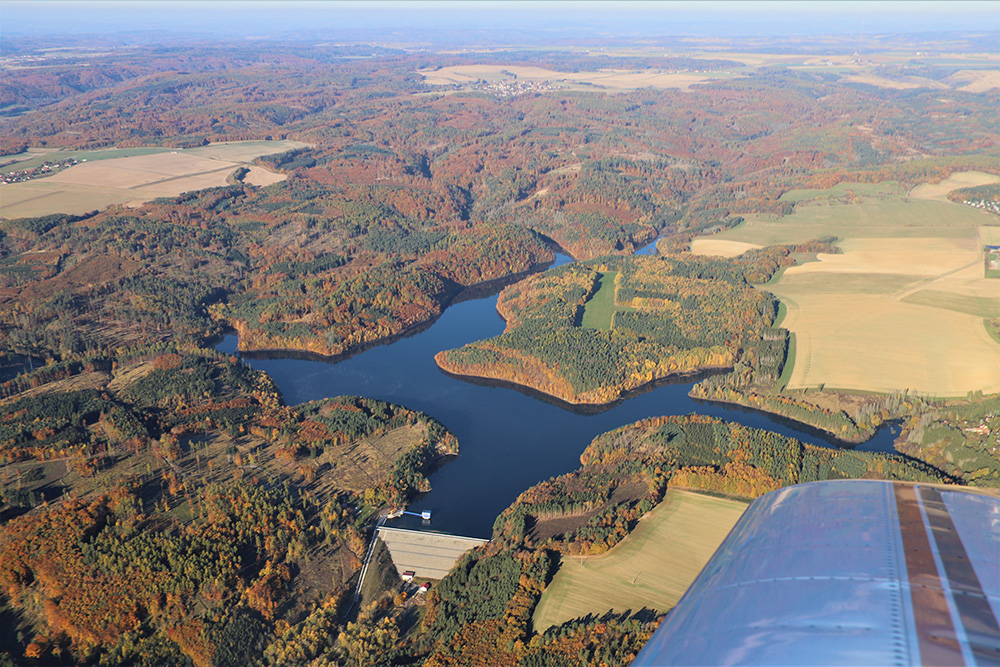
[435,359,732,414]
[687,392,882,448]
[216,257,560,363]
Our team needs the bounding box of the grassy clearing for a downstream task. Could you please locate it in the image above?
[776,331,796,392]
[532,489,747,632]
[773,299,788,327]
[580,272,619,330]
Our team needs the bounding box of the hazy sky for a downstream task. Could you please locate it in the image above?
[3,1,999,39]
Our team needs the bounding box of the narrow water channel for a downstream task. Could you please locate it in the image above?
[217,250,899,538]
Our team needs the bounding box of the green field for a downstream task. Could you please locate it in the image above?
[531,489,747,632]
[716,198,987,246]
[579,271,637,330]
[779,181,905,203]
[580,271,621,330]
[0,146,173,174]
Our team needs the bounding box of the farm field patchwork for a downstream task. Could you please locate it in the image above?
[531,489,747,632]
[703,182,1000,396]
[0,140,308,219]
[712,197,990,246]
[419,64,740,91]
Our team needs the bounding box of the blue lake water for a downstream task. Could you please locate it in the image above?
[217,250,899,538]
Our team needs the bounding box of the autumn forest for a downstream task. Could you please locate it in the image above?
[1,13,999,667]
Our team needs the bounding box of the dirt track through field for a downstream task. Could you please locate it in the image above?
[700,178,1000,396]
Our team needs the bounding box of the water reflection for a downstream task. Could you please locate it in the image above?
[218,253,898,538]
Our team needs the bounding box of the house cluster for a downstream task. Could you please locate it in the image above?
[471,79,561,97]
[1,159,78,184]
[986,245,1000,274]
[962,198,1000,215]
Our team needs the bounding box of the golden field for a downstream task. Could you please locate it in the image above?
[701,174,1000,397]
[532,490,747,631]
[0,140,307,219]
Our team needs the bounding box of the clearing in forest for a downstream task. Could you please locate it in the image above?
[579,271,624,330]
[700,177,1000,396]
[532,489,747,632]
[0,140,308,219]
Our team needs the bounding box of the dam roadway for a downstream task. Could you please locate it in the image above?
[376,526,488,580]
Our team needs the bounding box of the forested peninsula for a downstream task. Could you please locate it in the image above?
[435,244,833,405]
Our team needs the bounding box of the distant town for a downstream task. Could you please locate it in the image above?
[470,78,564,96]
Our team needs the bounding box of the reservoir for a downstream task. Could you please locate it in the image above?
[217,251,899,538]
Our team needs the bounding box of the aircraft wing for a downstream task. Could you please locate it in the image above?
[632,480,1000,666]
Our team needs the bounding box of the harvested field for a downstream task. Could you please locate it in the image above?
[713,198,988,246]
[243,166,286,187]
[948,69,1000,93]
[774,293,1000,395]
[910,171,1000,201]
[783,237,979,278]
[773,272,920,295]
[532,489,747,632]
[688,239,761,257]
[841,73,947,90]
[183,141,308,163]
[901,290,1000,318]
[778,181,904,203]
[419,64,739,91]
[0,140,307,219]
[702,184,1000,397]
[0,146,173,174]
